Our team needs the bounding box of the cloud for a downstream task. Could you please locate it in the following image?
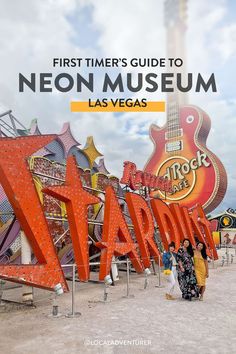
[214,23,236,60]
[0,0,235,213]
[88,0,165,58]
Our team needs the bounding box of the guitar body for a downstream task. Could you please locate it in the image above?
[144,105,227,213]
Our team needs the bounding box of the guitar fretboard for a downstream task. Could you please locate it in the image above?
[166,99,180,139]
[165,0,188,144]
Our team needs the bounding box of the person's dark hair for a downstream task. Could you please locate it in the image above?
[182,238,194,257]
[194,235,200,244]
[197,242,207,260]
[168,241,175,250]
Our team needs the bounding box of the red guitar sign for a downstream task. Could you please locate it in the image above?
[144,0,227,213]
[145,104,227,213]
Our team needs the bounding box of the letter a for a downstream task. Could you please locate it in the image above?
[126,192,161,267]
[96,186,143,280]
[151,199,181,250]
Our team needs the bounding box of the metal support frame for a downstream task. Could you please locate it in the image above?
[32,170,126,200]
[122,258,134,298]
[0,110,27,137]
[221,255,225,267]
[226,245,229,266]
[144,273,148,289]
[103,284,109,302]
[63,264,81,318]
[0,281,4,306]
[151,259,157,275]
[155,255,164,288]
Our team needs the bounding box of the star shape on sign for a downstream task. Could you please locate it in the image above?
[43,155,100,281]
[82,136,103,168]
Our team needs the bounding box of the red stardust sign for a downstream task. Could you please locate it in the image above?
[0,136,217,291]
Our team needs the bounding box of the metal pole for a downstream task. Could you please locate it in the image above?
[54,228,69,245]
[52,295,59,317]
[226,245,229,266]
[126,258,130,297]
[48,292,63,318]
[88,260,131,266]
[66,264,81,318]
[155,255,164,288]
[21,231,33,303]
[0,110,12,118]
[158,256,161,286]
[0,281,4,305]
[221,256,225,267]
[111,256,119,282]
[72,264,75,315]
[151,259,157,275]
[103,285,108,302]
[9,113,18,136]
[144,274,148,289]
[0,280,6,314]
[211,250,215,269]
[122,258,134,298]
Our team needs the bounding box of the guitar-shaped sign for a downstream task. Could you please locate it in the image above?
[144,0,227,214]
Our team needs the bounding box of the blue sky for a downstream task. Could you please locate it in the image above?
[0,0,235,214]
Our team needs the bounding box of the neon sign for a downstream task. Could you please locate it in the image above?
[0,136,217,291]
[120,161,172,193]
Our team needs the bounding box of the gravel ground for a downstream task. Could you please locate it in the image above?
[0,249,235,354]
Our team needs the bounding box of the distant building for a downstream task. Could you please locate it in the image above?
[209,209,236,247]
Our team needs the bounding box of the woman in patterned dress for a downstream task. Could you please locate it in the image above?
[176,239,199,301]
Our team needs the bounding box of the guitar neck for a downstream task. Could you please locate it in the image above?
[167,95,180,130]
[165,0,188,128]
[166,95,183,147]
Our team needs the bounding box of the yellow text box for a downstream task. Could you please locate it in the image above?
[71,100,165,112]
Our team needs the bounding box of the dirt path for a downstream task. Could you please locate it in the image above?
[0,254,235,353]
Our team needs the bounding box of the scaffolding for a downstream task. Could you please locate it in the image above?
[0,110,28,137]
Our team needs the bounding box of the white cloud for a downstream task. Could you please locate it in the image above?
[0,0,235,213]
[214,23,236,60]
[88,0,165,58]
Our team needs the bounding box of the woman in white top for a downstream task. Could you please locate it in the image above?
[162,242,178,300]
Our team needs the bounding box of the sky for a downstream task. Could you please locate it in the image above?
[0,0,235,214]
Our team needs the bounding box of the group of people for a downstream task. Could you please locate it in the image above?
[162,238,209,301]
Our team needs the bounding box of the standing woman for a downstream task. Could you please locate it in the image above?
[162,242,178,300]
[194,242,209,301]
[177,238,199,301]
